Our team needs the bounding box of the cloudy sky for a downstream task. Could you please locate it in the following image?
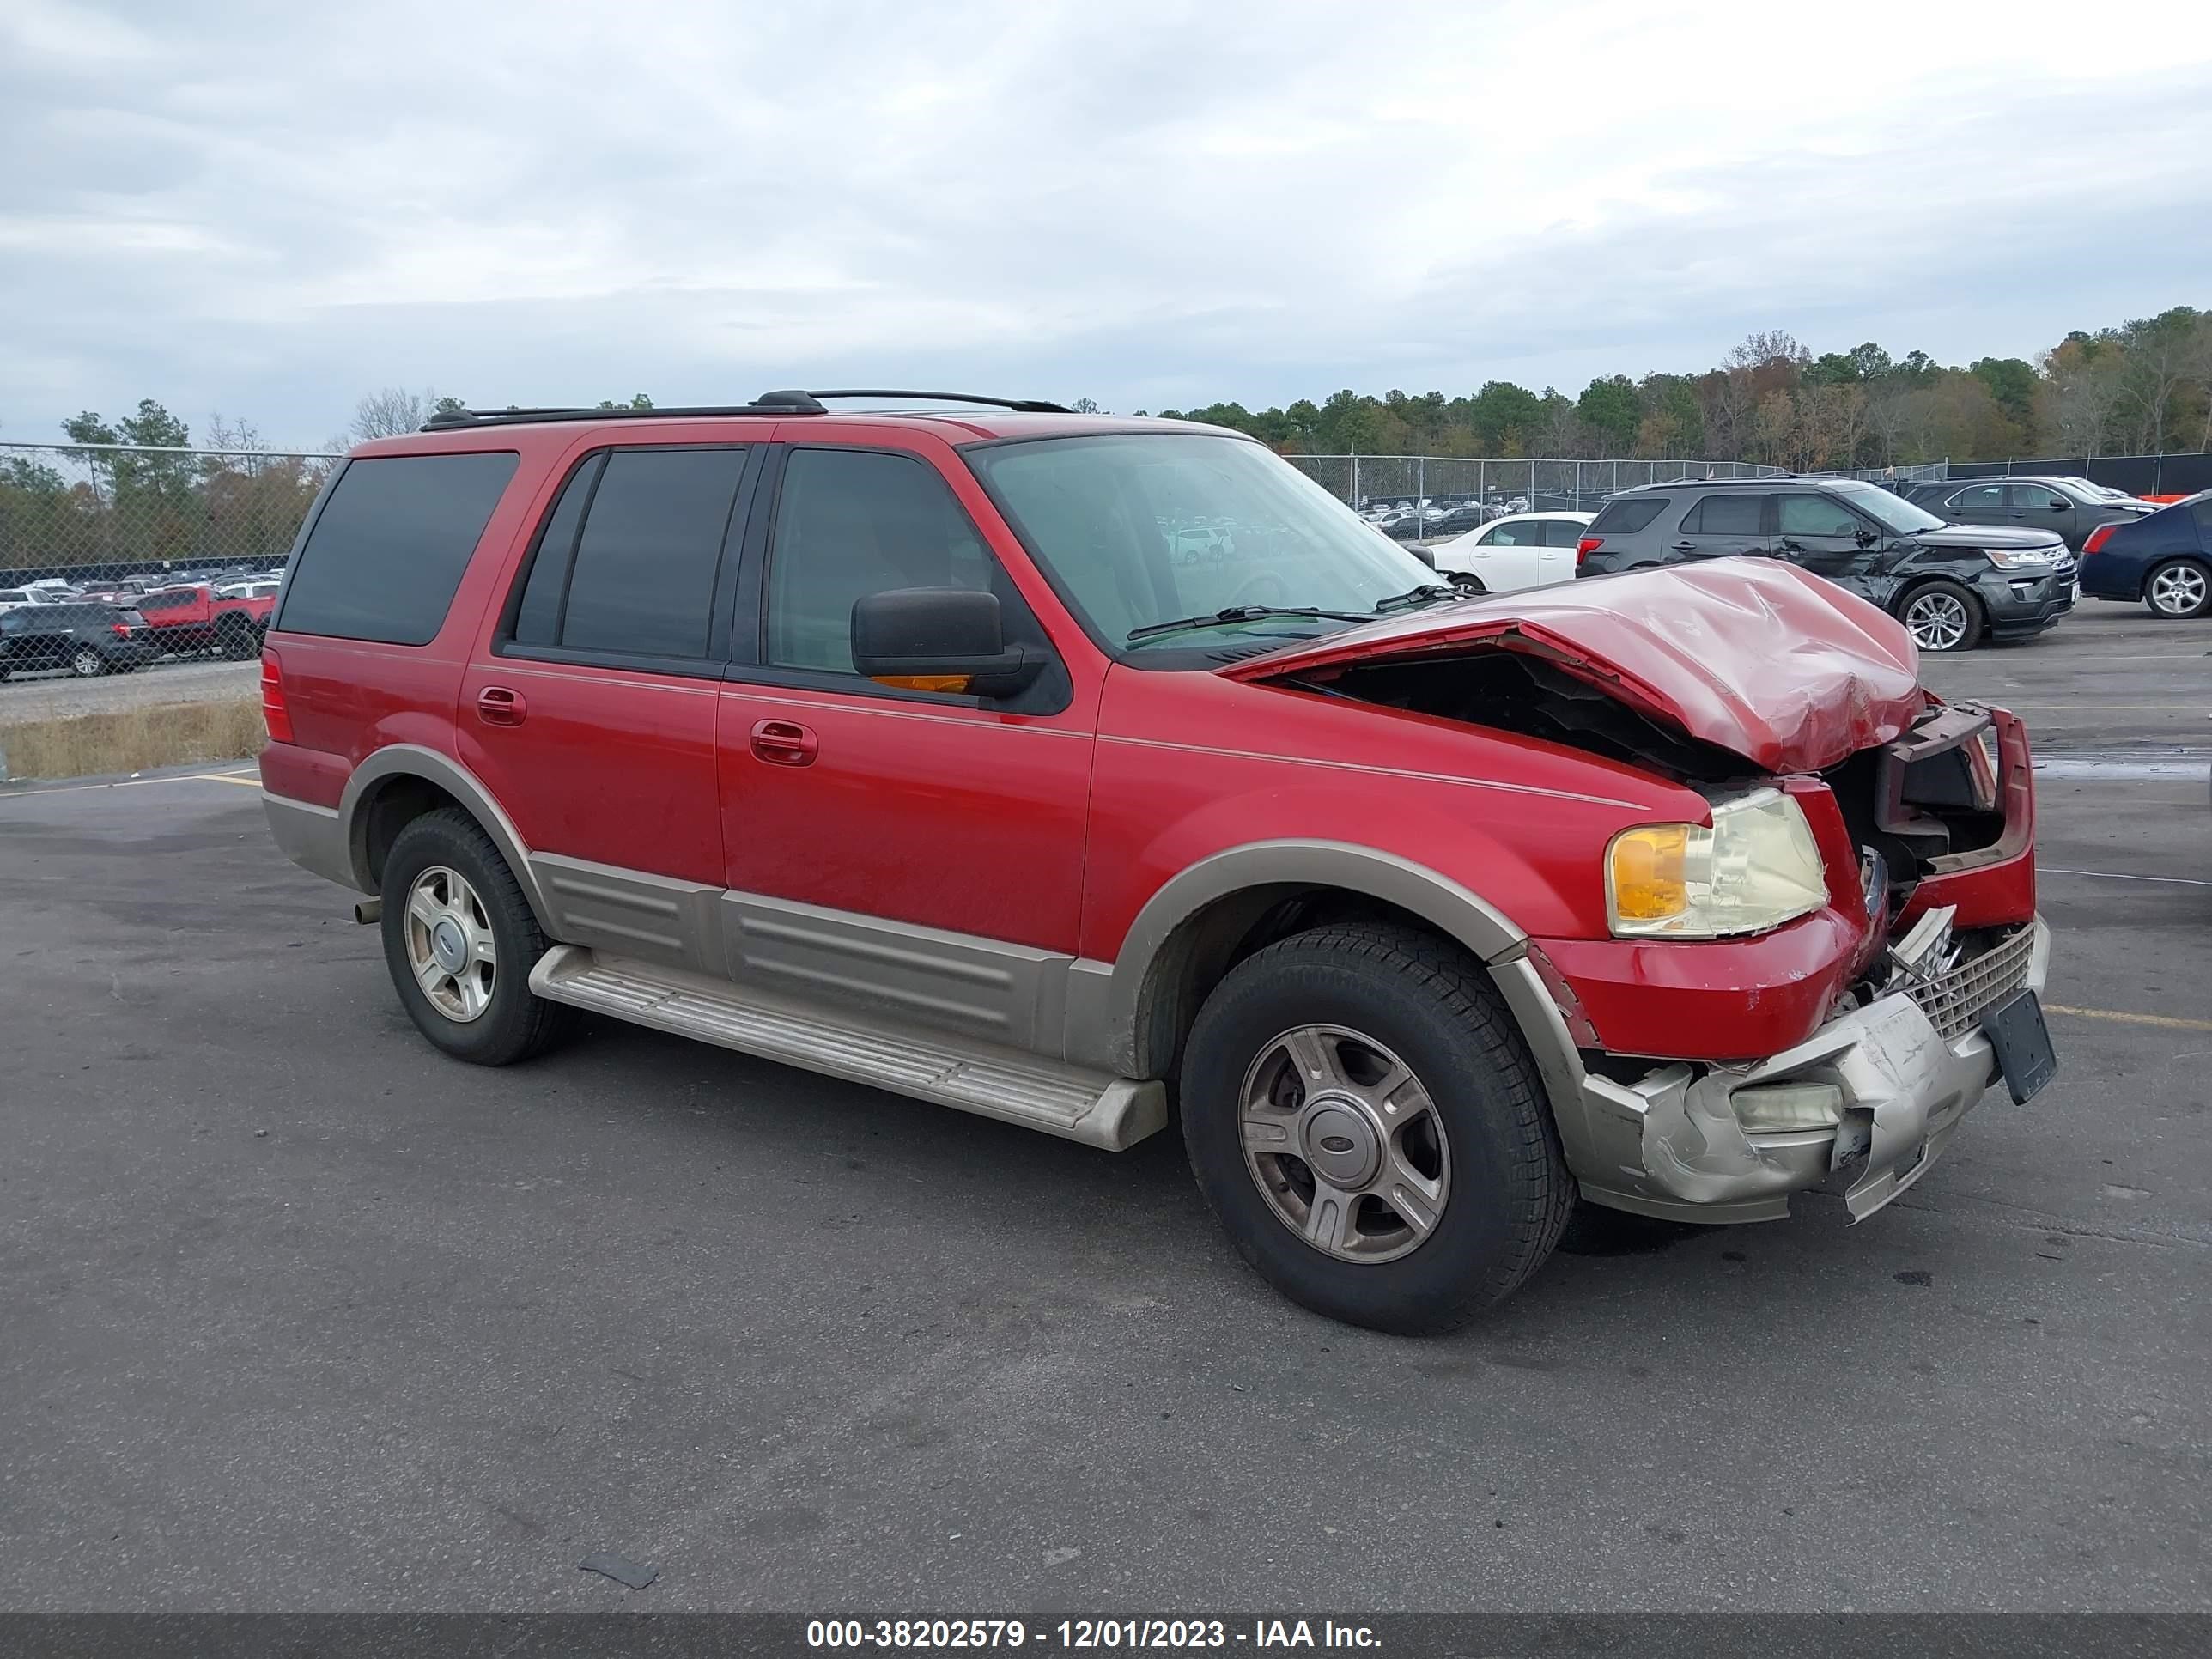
[3,0,2208,449]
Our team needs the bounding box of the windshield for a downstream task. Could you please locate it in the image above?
[967,434,1436,647]
[1833,481,1947,535]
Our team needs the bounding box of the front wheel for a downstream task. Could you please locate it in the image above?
[1448,571,1486,594]
[1179,924,1572,1334]
[1899,580,1983,653]
[2143,558,2211,620]
[216,616,262,659]
[380,808,576,1066]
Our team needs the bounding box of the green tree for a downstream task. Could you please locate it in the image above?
[1969,357,2039,429]
[1576,374,1640,455]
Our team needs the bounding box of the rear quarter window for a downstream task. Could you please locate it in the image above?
[277,451,519,646]
[1586,497,1667,535]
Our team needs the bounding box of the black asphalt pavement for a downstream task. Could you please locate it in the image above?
[1,605,2206,1613]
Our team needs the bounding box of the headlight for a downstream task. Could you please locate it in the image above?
[1985,547,2058,570]
[1607,788,1829,939]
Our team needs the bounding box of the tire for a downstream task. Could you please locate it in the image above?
[1179,923,1573,1334]
[1899,580,1982,653]
[2142,558,2211,620]
[380,807,576,1066]
[216,616,261,659]
[1448,571,1486,594]
[70,646,106,678]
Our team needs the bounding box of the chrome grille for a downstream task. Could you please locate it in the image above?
[1901,923,2038,1042]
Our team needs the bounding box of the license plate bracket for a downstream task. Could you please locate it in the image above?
[1981,990,2057,1104]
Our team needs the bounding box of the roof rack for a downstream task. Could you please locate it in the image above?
[421,389,1071,431]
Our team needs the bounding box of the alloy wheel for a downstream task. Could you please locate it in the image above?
[71,647,103,678]
[403,865,497,1023]
[1238,1023,1452,1264]
[1904,591,1969,652]
[2148,563,2208,617]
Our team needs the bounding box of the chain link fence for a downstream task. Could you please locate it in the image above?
[1284,454,1784,517]
[1,441,337,777]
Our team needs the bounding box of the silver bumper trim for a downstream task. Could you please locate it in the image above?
[1572,916,2049,1224]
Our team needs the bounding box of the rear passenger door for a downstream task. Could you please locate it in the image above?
[1942,483,2011,529]
[714,435,1096,1041]
[1668,492,1771,561]
[458,444,758,970]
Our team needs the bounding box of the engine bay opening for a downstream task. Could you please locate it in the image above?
[1297,651,1753,786]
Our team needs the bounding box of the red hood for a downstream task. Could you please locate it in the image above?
[1223,560,1925,774]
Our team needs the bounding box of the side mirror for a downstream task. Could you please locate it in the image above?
[851,587,1044,698]
[1855,527,1879,547]
[2048,500,2070,510]
[1408,545,1437,569]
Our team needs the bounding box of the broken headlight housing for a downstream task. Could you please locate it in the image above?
[1607,787,1829,939]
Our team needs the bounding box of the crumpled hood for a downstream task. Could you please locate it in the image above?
[1223,559,1925,774]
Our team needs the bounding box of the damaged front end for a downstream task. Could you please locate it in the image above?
[1230,562,2052,1224]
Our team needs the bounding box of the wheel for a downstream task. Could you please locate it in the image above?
[70,646,106,678]
[1448,571,1486,594]
[1899,580,1982,653]
[1179,923,1573,1334]
[216,616,263,659]
[380,808,576,1066]
[2143,558,2211,620]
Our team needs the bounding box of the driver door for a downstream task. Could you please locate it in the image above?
[1772,493,1878,594]
[715,435,1099,981]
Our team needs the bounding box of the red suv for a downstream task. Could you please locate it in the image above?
[259,392,2055,1333]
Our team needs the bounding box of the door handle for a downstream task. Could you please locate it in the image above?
[476,685,527,726]
[750,718,818,767]
[1670,539,1695,552]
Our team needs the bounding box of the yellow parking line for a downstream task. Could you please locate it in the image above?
[2044,1004,2212,1034]
[0,766,258,799]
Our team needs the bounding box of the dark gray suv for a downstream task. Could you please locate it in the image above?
[1900,475,2154,550]
[1576,477,2075,653]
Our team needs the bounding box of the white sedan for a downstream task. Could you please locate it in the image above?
[1427,511,1593,593]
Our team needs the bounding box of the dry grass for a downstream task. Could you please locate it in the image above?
[0,696,267,782]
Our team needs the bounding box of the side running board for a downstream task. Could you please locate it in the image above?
[528,945,1166,1152]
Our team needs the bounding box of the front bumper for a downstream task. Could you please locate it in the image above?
[1564,916,2049,1224]
[1978,568,2075,637]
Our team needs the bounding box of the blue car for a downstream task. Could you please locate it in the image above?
[2077,489,2212,619]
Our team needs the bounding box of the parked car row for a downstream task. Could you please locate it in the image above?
[0,602,159,678]
[0,570,283,680]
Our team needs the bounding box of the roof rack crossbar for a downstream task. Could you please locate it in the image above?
[420,388,1072,432]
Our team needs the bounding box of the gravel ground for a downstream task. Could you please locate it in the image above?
[0,658,259,726]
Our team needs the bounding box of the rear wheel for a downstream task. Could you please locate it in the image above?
[70,646,106,678]
[216,615,261,659]
[1179,923,1572,1334]
[2143,558,2211,620]
[1899,580,1982,653]
[380,808,576,1066]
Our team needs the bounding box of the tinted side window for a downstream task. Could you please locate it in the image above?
[1947,484,2007,511]
[1682,495,1764,536]
[279,452,519,645]
[1586,497,1666,535]
[2192,498,2212,540]
[1486,520,1536,545]
[554,448,746,660]
[1777,495,1862,537]
[2006,484,2064,509]
[511,454,603,648]
[1540,519,1587,547]
[766,448,996,674]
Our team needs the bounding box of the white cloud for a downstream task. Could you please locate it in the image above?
[1,0,2208,444]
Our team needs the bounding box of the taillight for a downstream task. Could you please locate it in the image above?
[110,623,130,637]
[260,653,294,744]
[1576,536,1603,563]
[2081,523,2117,556]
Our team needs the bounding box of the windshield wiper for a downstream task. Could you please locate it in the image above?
[1372,582,1465,613]
[1125,605,1374,644]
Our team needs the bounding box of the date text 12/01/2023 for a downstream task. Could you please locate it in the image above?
[805,1619,1382,1649]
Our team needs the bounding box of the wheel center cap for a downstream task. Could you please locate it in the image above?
[430,917,467,973]
[1301,1097,1382,1189]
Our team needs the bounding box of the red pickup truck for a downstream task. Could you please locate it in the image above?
[131,583,276,659]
